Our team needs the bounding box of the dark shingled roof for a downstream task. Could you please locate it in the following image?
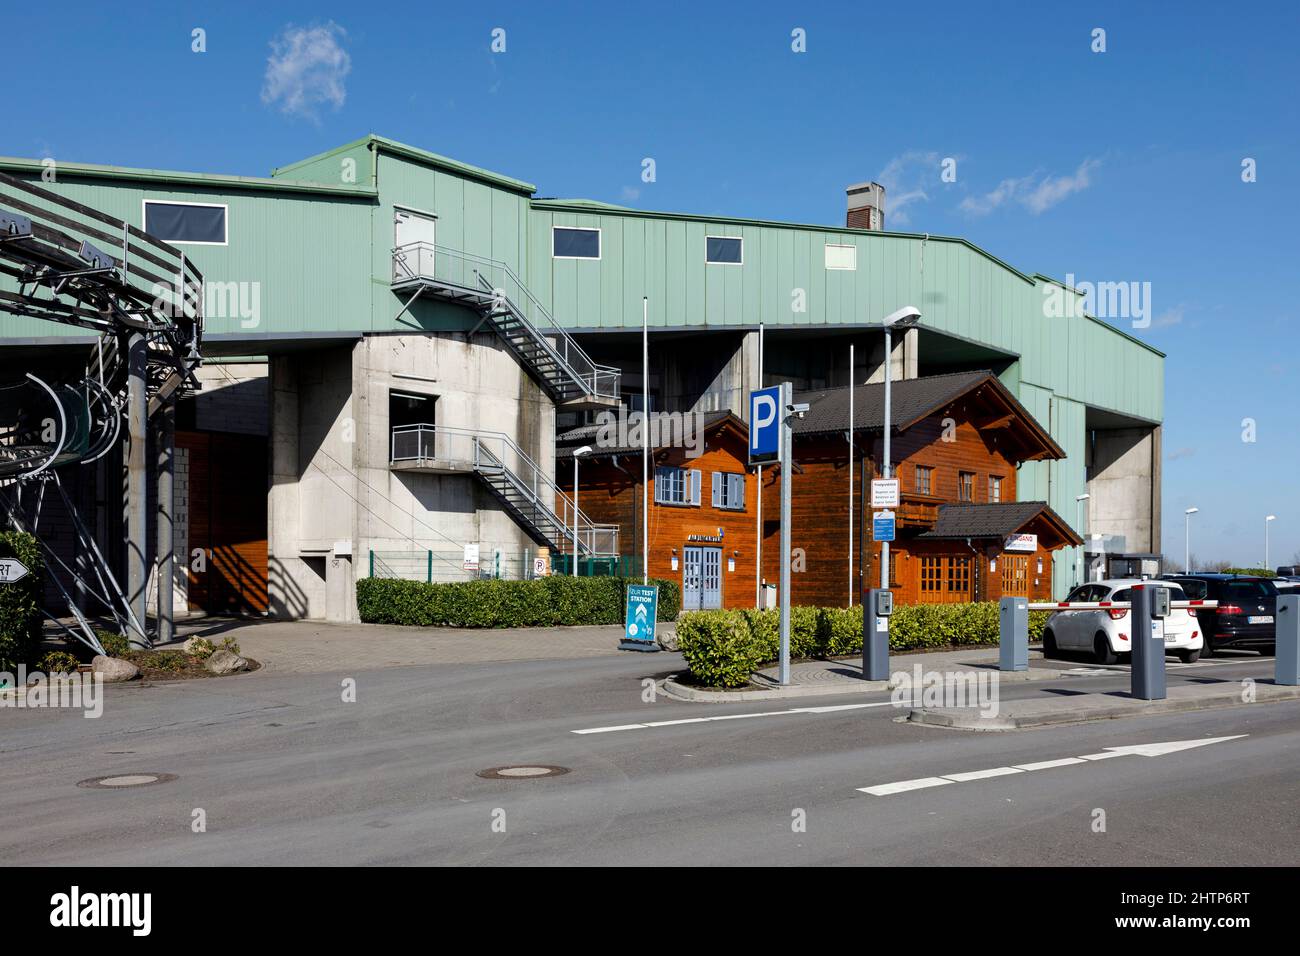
[790,369,1064,460]
[556,409,736,459]
[919,501,1083,546]
[793,370,988,435]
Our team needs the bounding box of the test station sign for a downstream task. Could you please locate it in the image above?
[0,559,30,584]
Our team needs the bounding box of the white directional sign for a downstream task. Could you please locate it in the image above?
[857,735,1247,796]
[0,559,30,584]
[870,478,899,508]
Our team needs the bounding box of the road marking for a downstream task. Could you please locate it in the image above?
[943,766,1023,783]
[860,777,956,796]
[571,700,894,735]
[857,735,1248,796]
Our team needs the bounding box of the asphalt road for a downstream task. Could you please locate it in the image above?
[2,649,1296,866]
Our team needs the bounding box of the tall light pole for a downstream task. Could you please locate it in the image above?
[1266,514,1277,570]
[572,445,592,576]
[879,306,920,590]
[1075,493,1090,586]
[1184,506,1198,573]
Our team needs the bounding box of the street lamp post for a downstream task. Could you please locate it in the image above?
[1184,507,1198,573]
[879,307,920,591]
[1075,493,1090,585]
[1266,514,1277,570]
[572,445,592,577]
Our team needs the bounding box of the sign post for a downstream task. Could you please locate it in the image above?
[872,510,896,543]
[620,584,660,652]
[0,559,30,584]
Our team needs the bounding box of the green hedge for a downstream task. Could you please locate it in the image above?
[676,602,1051,688]
[356,575,681,628]
[0,531,44,672]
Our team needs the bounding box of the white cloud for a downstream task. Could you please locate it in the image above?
[961,158,1101,217]
[1166,447,1196,462]
[876,150,944,226]
[262,22,351,120]
[619,186,641,202]
[1151,304,1186,329]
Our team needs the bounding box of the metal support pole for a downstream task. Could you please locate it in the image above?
[755,323,763,607]
[642,296,649,586]
[848,343,854,608]
[999,595,1028,671]
[572,456,579,577]
[778,381,792,685]
[1130,585,1166,700]
[125,331,149,648]
[155,393,175,645]
[880,326,891,590]
[1276,595,1298,686]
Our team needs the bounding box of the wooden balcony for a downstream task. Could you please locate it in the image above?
[896,491,943,529]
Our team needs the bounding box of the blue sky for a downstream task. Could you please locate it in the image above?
[8,0,1298,566]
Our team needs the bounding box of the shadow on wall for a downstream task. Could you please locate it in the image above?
[267,556,315,620]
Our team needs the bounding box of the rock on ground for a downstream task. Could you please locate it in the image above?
[204,649,249,675]
[91,655,140,682]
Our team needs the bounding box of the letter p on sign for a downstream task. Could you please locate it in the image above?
[749,386,781,464]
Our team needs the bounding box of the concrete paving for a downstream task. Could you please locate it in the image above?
[164,617,653,673]
[0,646,1293,866]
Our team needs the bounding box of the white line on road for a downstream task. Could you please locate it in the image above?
[572,700,895,735]
[857,735,1248,797]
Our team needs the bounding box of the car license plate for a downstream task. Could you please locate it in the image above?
[1248,615,1273,624]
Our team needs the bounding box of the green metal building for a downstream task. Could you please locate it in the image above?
[0,135,1163,618]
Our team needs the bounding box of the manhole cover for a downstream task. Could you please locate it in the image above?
[476,765,570,780]
[77,773,177,790]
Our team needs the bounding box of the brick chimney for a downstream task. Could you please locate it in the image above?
[846,182,885,231]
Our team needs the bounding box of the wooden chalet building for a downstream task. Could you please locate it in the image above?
[560,370,1081,611]
[557,412,759,610]
[761,370,1082,607]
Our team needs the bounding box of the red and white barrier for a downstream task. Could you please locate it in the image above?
[1026,600,1219,611]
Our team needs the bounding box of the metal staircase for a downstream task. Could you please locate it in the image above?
[391,242,619,409]
[391,424,618,557]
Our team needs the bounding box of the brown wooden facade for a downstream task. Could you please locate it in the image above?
[564,374,1081,610]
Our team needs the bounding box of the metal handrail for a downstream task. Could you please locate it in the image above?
[390,241,620,400]
[389,423,619,556]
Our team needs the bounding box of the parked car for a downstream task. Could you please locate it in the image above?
[1043,579,1202,664]
[1162,574,1279,656]
[1272,580,1300,595]
[1275,566,1299,577]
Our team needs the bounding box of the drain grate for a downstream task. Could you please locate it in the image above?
[476,765,570,780]
[77,773,178,790]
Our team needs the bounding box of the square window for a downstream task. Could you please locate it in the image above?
[706,236,743,264]
[824,243,857,270]
[552,227,601,259]
[143,201,227,245]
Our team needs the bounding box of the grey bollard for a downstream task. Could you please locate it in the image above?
[863,588,891,681]
[1130,585,1167,700]
[1277,595,1298,686]
[999,596,1028,671]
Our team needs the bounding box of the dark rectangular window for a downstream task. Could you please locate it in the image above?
[915,465,933,496]
[552,227,600,259]
[706,236,743,264]
[143,201,227,244]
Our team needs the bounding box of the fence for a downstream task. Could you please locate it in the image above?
[369,549,640,582]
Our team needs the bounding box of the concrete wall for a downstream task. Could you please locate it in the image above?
[1086,425,1162,555]
[268,333,556,622]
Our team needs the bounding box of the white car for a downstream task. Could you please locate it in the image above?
[1042,579,1204,664]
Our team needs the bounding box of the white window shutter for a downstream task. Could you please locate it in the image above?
[691,469,702,505]
[711,472,721,507]
[733,474,745,506]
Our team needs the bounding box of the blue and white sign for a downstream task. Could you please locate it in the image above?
[748,385,781,465]
[873,510,896,542]
[622,584,659,648]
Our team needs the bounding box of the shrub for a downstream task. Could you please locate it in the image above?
[218,636,241,655]
[676,601,1057,687]
[186,637,216,659]
[96,630,130,658]
[38,651,80,674]
[355,575,680,629]
[675,610,765,688]
[0,531,43,672]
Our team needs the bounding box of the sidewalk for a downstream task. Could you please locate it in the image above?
[166,618,670,674]
[663,648,1068,702]
[909,680,1300,731]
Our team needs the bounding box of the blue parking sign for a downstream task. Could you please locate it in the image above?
[620,585,660,652]
[749,386,781,464]
[873,510,896,542]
